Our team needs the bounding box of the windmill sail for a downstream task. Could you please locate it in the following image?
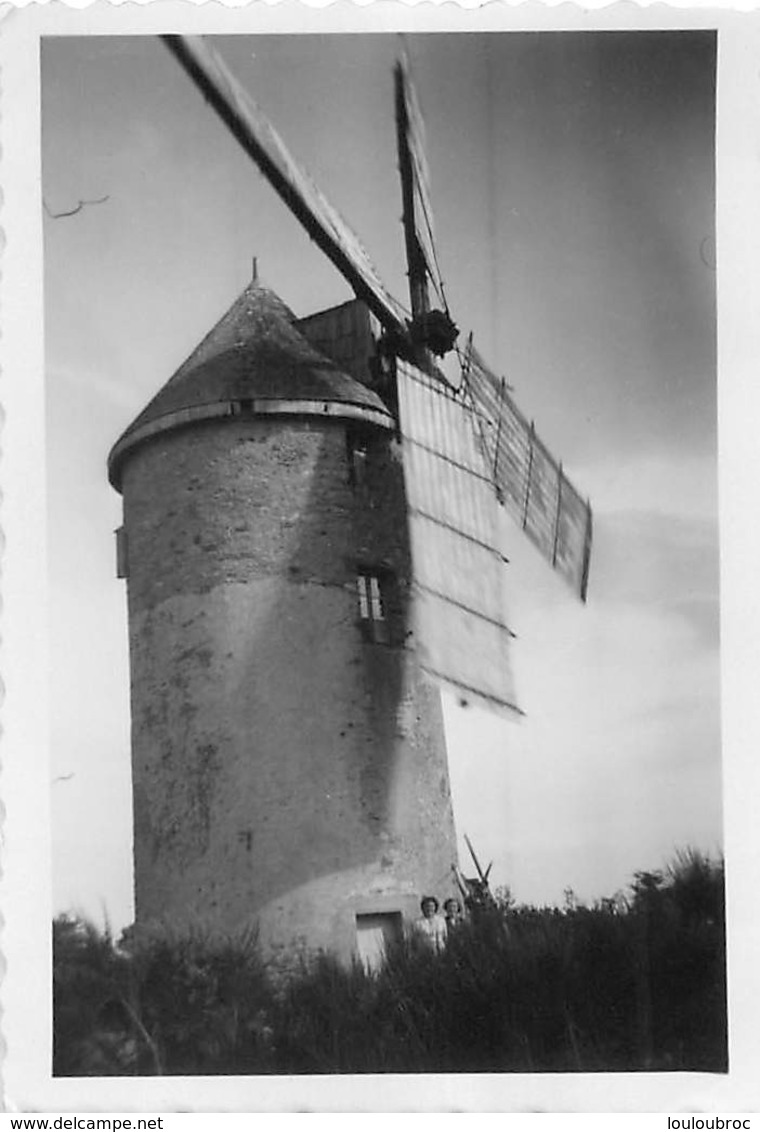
[395,47,443,314]
[394,44,592,601]
[462,341,593,601]
[163,35,409,339]
[397,359,520,718]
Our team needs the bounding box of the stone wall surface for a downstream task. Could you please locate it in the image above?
[122,415,459,959]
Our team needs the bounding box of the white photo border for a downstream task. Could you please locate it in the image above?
[2,0,758,1113]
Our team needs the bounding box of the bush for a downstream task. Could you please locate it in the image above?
[53,915,142,1075]
[53,850,727,1075]
[128,925,275,1074]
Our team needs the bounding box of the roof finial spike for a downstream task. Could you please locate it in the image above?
[252,256,258,283]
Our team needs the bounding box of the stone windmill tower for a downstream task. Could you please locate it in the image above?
[108,37,592,965]
[108,282,459,963]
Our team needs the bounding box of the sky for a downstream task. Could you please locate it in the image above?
[42,30,718,933]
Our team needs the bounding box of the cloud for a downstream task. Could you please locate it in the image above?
[578,450,718,522]
[591,508,720,648]
[446,586,721,906]
[447,468,721,908]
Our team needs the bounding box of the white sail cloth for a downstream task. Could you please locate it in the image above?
[397,360,520,718]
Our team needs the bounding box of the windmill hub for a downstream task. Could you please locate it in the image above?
[408,309,459,358]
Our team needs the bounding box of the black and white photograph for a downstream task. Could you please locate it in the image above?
[2,0,759,1114]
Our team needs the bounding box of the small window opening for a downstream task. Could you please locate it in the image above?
[115,526,129,580]
[357,569,394,645]
[346,429,370,488]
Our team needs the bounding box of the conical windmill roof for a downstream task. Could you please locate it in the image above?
[108,281,394,490]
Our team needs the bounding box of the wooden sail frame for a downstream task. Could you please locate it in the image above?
[163,35,410,340]
[461,340,593,602]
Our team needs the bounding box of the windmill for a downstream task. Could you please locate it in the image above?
[108,35,592,963]
[453,834,497,915]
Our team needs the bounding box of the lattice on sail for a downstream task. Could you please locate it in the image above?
[461,340,593,602]
[397,359,521,718]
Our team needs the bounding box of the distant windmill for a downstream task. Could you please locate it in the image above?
[453,834,496,914]
[108,36,592,963]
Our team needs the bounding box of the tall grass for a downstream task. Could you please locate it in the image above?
[53,849,726,1075]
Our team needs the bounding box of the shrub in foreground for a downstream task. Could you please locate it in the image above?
[53,850,726,1075]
